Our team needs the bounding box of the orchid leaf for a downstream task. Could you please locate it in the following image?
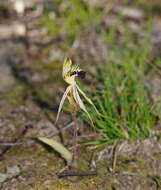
[38,137,72,163]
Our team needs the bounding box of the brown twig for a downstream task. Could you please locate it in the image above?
[0,124,29,156]
[58,170,97,178]
[0,119,78,147]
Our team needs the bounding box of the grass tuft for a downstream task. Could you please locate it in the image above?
[84,23,156,145]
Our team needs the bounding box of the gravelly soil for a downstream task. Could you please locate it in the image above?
[0,40,160,190]
[0,1,161,190]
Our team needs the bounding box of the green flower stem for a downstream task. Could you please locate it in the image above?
[71,103,79,169]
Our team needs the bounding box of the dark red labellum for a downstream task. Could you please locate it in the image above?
[77,71,86,79]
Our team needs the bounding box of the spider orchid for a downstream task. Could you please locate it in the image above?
[55,57,98,124]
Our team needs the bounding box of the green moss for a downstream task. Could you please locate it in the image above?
[154,152,161,159]
[96,160,108,177]
[116,155,137,172]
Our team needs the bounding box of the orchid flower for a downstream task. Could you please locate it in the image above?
[55,57,98,124]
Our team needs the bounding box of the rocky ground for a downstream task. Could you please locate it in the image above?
[0,0,161,190]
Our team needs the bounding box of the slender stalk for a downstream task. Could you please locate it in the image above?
[71,103,79,169]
